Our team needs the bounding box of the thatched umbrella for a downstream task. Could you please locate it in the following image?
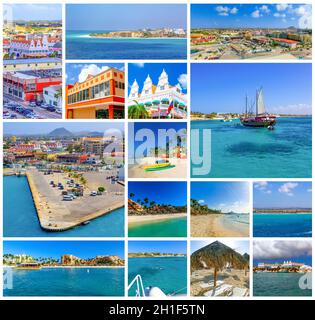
[191,241,248,288]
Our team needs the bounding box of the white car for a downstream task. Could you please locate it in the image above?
[90,191,97,196]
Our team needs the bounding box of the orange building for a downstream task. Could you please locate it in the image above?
[65,67,125,119]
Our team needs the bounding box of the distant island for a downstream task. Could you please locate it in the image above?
[89,28,186,39]
[254,208,312,213]
[129,252,186,258]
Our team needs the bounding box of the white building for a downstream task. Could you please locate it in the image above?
[128,69,187,119]
[9,35,49,58]
[43,85,62,110]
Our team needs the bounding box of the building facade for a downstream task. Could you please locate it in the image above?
[128,69,187,119]
[66,68,125,119]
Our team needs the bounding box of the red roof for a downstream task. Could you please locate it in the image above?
[272,38,298,44]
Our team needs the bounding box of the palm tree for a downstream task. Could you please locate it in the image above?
[128,101,149,119]
[129,192,135,199]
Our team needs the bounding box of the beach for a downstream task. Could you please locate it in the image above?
[128,157,187,178]
[191,268,249,297]
[25,169,124,231]
[129,213,186,225]
[191,214,249,237]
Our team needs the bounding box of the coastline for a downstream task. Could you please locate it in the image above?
[4,265,125,269]
[128,213,186,226]
[25,170,124,232]
[191,214,249,237]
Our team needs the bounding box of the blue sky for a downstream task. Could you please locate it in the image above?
[4,122,124,135]
[66,4,186,31]
[129,241,187,254]
[253,240,312,265]
[4,4,61,21]
[191,63,312,115]
[191,4,312,29]
[129,182,187,206]
[191,240,249,255]
[66,63,124,85]
[4,241,125,259]
[191,181,249,213]
[128,122,187,158]
[128,63,187,94]
[254,181,312,208]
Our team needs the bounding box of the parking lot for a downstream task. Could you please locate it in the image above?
[3,94,62,119]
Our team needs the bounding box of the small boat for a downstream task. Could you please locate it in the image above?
[144,160,175,172]
[240,88,277,128]
[82,221,90,225]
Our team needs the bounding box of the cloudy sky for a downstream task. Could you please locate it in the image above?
[192,4,312,29]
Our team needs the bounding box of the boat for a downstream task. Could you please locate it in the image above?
[15,262,41,270]
[128,275,186,297]
[144,160,175,172]
[82,221,90,225]
[240,88,276,128]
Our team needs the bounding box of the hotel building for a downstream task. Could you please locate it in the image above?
[65,68,125,119]
[128,69,187,119]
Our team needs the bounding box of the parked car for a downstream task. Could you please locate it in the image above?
[90,191,97,196]
[63,195,73,201]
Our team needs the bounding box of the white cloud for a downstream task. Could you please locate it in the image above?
[307,188,312,192]
[278,182,298,196]
[215,6,238,16]
[198,199,205,204]
[254,240,312,260]
[230,7,238,15]
[259,5,270,13]
[251,10,261,18]
[276,4,290,12]
[254,181,272,194]
[134,63,145,68]
[78,64,110,83]
[177,73,187,89]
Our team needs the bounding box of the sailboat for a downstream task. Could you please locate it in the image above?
[240,88,276,128]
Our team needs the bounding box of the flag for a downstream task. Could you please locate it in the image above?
[167,99,174,114]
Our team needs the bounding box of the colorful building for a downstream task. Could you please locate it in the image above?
[66,68,125,119]
[3,69,62,102]
[128,69,187,119]
[3,58,62,72]
[271,38,299,49]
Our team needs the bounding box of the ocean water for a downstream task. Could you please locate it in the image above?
[221,213,249,234]
[128,257,187,296]
[253,213,312,237]
[3,176,124,237]
[128,217,187,237]
[66,31,187,59]
[254,272,312,296]
[4,267,124,297]
[191,117,312,178]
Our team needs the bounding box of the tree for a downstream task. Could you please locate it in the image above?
[98,186,105,193]
[129,192,135,199]
[128,101,149,119]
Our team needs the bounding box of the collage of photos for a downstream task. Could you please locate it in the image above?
[1,1,313,300]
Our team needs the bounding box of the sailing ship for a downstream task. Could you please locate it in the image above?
[240,88,276,128]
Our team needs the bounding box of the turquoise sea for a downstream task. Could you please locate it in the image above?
[191,117,312,178]
[3,176,124,237]
[128,257,187,296]
[128,217,187,237]
[66,31,187,59]
[4,267,124,297]
[254,213,312,237]
[254,272,312,296]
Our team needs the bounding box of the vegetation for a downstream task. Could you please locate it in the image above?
[128,101,150,119]
[191,199,222,215]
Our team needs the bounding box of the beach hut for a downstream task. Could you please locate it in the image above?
[191,241,248,288]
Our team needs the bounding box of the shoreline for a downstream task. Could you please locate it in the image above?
[128,213,186,226]
[254,212,311,215]
[4,265,125,269]
[191,214,249,237]
[25,170,124,232]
